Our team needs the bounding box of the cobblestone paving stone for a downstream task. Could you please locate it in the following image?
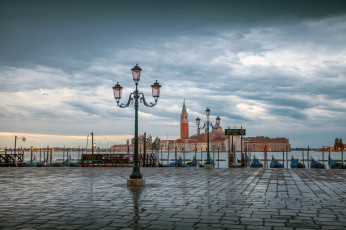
[0,168,345,229]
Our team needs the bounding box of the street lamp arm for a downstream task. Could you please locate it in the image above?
[139,92,157,107]
[117,93,135,108]
[197,122,208,130]
[209,122,219,129]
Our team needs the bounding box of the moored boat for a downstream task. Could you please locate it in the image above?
[311,158,325,169]
[270,156,284,168]
[24,155,37,167]
[250,156,263,168]
[329,158,343,169]
[290,157,305,168]
[69,155,81,167]
[186,156,197,167]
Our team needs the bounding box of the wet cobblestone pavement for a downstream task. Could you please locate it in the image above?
[0,168,345,230]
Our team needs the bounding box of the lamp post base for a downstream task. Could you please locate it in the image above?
[204,163,213,169]
[127,179,145,186]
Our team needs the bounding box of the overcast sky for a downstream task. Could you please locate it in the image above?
[0,0,345,148]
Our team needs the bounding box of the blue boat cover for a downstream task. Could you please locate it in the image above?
[311,158,325,169]
[250,156,263,168]
[270,156,284,168]
[290,157,305,168]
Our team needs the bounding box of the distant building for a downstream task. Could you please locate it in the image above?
[244,137,291,152]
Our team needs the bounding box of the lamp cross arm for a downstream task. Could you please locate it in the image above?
[139,92,157,107]
[197,122,208,130]
[117,93,134,108]
[209,122,219,129]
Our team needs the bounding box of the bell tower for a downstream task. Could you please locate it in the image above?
[180,100,189,140]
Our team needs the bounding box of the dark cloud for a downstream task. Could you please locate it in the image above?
[0,0,346,147]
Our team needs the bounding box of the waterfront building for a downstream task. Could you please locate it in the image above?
[244,137,291,152]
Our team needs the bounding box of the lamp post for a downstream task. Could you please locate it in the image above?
[113,64,161,185]
[91,132,94,154]
[196,108,220,169]
[14,136,26,154]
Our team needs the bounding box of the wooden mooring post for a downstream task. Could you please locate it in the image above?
[167,146,170,164]
[183,147,185,166]
[50,148,53,164]
[282,149,285,167]
[201,147,203,166]
[302,150,305,166]
[218,147,220,168]
[195,148,197,168]
[30,147,33,165]
[328,148,331,168]
[212,146,215,166]
[264,146,267,168]
[307,146,310,169]
[63,147,65,164]
[67,148,69,166]
[286,146,288,169]
[175,146,177,168]
[160,145,163,165]
[342,148,344,166]
[244,147,247,168]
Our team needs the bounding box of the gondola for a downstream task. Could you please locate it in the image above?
[290,157,305,168]
[199,159,215,168]
[68,155,81,167]
[310,158,325,169]
[24,155,37,167]
[186,156,197,167]
[270,156,284,168]
[329,158,343,169]
[159,156,184,167]
[250,156,263,168]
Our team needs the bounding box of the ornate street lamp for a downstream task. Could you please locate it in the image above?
[14,136,26,154]
[113,64,161,185]
[195,108,221,169]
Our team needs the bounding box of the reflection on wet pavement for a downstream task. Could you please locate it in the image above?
[0,168,345,229]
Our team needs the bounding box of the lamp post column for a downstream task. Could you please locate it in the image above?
[206,116,211,164]
[91,132,94,154]
[14,136,17,154]
[131,82,143,179]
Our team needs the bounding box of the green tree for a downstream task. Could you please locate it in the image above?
[334,138,339,150]
[131,133,152,148]
[151,137,161,150]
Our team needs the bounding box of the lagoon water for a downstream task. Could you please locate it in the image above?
[24,150,344,169]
